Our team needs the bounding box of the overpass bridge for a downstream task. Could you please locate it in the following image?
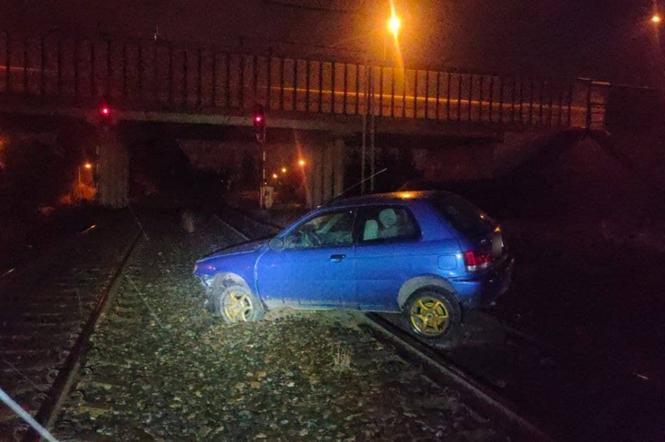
[0,30,614,207]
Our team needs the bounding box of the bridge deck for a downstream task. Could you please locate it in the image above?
[0,31,607,130]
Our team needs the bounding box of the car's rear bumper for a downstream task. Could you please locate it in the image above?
[452,255,515,310]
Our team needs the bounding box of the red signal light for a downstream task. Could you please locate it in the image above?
[252,103,266,143]
[253,107,265,129]
[97,97,113,124]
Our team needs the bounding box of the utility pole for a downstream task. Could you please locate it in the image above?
[361,9,402,195]
[361,108,367,194]
[361,56,368,195]
[370,72,376,193]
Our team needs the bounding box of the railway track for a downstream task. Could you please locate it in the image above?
[0,213,141,441]
[216,206,550,440]
[5,204,652,440]
[362,313,550,441]
[49,207,254,440]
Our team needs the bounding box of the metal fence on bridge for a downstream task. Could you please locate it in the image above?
[0,31,607,129]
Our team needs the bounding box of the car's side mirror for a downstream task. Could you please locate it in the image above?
[268,237,285,251]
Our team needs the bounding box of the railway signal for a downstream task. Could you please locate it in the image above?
[96,97,114,126]
[252,103,271,208]
[253,104,266,144]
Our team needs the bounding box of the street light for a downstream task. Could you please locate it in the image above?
[298,159,306,167]
[272,173,279,179]
[78,162,94,195]
[387,13,401,38]
[365,1,402,196]
[652,13,662,24]
[281,167,287,174]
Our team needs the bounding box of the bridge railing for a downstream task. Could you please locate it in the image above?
[0,31,606,129]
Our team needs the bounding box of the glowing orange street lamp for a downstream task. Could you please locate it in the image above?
[652,13,662,24]
[281,167,287,174]
[387,12,401,38]
[78,162,93,190]
[298,159,306,167]
[272,173,279,179]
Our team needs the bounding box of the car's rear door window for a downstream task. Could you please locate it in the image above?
[356,206,420,244]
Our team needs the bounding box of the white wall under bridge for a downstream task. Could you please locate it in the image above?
[300,136,344,207]
[96,129,129,208]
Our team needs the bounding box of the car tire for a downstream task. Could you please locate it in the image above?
[212,283,265,323]
[403,288,461,347]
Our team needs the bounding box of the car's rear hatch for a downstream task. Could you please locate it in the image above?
[432,194,507,270]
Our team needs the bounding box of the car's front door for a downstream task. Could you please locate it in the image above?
[256,208,356,307]
[354,205,422,311]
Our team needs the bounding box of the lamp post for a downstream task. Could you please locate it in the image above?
[367,9,402,194]
[77,162,93,200]
[330,8,402,195]
[387,14,401,38]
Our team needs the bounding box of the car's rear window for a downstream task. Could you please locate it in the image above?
[431,195,495,237]
[357,206,420,244]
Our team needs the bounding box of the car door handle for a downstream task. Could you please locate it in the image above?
[329,254,346,262]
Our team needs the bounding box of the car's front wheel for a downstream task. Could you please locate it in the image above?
[404,289,461,345]
[212,284,265,323]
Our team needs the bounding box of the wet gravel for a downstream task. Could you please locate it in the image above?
[52,208,506,441]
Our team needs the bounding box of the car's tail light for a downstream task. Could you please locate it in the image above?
[463,250,492,272]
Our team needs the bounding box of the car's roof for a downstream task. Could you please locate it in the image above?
[324,190,453,208]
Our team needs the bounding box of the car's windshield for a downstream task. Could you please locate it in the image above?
[284,210,355,248]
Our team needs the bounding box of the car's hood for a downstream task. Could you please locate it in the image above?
[200,239,268,261]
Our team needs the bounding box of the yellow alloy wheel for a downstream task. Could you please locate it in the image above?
[409,296,449,337]
[223,289,254,322]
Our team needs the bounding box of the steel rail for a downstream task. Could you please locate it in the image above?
[363,312,552,441]
[23,229,143,442]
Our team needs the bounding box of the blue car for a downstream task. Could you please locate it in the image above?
[194,191,514,342]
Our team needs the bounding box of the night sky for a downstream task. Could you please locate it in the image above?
[0,0,661,85]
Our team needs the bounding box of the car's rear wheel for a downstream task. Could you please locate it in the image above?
[404,289,461,345]
[213,284,265,323]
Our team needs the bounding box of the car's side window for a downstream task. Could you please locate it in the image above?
[283,209,355,250]
[357,206,419,244]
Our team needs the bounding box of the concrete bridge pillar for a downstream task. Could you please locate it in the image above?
[304,136,345,208]
[96,129,129,208]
